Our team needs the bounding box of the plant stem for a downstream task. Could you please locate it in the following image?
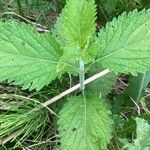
[79,60,85,91]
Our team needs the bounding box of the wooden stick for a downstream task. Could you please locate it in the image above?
[43,69,110,106]
[0,129,21,145]
[0,69,110,145]
[0,69,110,107]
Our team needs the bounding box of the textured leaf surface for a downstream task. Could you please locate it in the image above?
[53,0,96,49]
[123,118,150,150]
[0,21,61,90]
[96,9,150,75]
[53,0,97,73]
[58,95,112,150]
[86,64,117,98]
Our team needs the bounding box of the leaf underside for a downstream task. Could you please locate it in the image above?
[58,95,113,150]
[0,21,61,91]
[96,9,150,75]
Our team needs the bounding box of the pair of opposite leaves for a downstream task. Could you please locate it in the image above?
[0,1,150,91]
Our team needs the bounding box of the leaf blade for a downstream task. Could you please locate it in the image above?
[58,95,113,150]
[96,9,150,75]
[53,0,96,49]
[86,64,117,98]
[123,118,150,149]
[0,21,61,90]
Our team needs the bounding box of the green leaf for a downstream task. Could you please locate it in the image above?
[127,71,150,103]
[146,88,150,93]
[86,64,117,98]
[113,70,150,110]
[101,0,118,15]
[53,0,96,49]
[0,21,61,91]
[58,94,113,150]
[135,118,150,146]
[96,9,150,75]
[53,0,97,73]
[123,118,150,150]
[117,114,150,138]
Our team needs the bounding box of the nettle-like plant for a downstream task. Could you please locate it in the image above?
[0,0,150,149]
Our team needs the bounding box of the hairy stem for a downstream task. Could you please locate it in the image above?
[79,60,85,91]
